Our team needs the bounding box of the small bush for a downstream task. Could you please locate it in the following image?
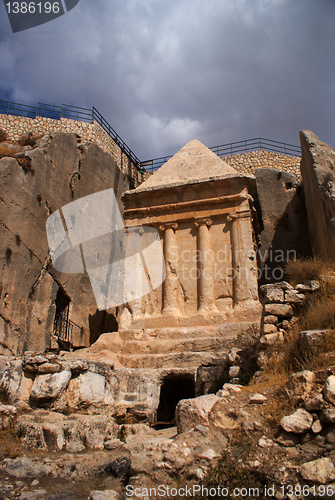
[304,292,335,330]
[199,451,268,499]
[284,256,325,286]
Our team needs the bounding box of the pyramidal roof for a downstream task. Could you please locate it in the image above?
[135,139,243,192]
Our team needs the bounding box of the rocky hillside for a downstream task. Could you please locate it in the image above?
[0,263,335,498]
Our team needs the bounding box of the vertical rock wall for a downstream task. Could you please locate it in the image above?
[255,168,311,283]
[0,132,130,355]
[300,130,335,261]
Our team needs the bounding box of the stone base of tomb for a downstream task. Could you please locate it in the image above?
[80,300,261,368]
[76,315,260,423]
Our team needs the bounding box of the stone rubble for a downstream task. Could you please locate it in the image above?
[2,359,335,497]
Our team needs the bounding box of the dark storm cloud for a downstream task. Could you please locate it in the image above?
[0,0,334,159]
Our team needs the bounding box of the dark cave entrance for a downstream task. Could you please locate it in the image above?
[156,373,195,427]
[53,289,71,347]
[54,289,70,319]
[88,309,118,345]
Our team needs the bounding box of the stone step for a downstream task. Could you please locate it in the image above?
[118,320,258,342]
[117,336,231,355]
[116,351,227,369]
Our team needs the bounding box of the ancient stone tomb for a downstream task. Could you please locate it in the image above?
[121,139,260,328]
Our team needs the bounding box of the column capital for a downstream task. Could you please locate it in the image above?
[159,222,178,232]
[227,211,251,222]
[194,217,212,228]
[227,213,237,223]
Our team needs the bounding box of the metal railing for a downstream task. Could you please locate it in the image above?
[53,314,82,346]
[92,107,141,168]
[0,99,142,170]
[140,137,301,172]
[0,99,301,174]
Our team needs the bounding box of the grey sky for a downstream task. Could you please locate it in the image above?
[0,0,334,160]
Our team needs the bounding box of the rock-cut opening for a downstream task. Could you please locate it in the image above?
[156,373,195,427]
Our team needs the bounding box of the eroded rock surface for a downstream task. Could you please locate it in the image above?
[300,130,335,260]
[0,133,130,355]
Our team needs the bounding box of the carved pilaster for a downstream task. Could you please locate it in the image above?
[228,211,257,305]
[159,222,179,315]
[194,217,216,313]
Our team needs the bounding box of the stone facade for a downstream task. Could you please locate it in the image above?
[0,113,142,186]
[80,140,262,378]
[122,141,260,329]
[224,150,301,179]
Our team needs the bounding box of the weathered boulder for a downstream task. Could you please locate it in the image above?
[300,130,335,260]
[280,408,313,433]
[264,303,294,317]
[300,457,335,484]
[259,331,284,348]
[320,409,335,424]
[255,168,310,284]
[228,366,240,378]
[258,437,273,448]
[15,411,118,452]
[311,420,322,434]
[276,430,300,447]
[208,399,241,434]
[263,315,278,325]
[296,280,320,292]
[29,370,71,401]
[217,383,243,397]
[284,290,305,304]
[249,394,267,404]
[324,375,335,406]
[299,330,330,352]
[0,403,16,415]
[3,457,54,478]
[0,402,17,429]
[228,348,242,365]
[262,286,284,303]
[262,324,278,335]
[304,393,325,412]
[88,491,119,500]
[0,357,23,403]
[176,394,219,433]
[285,370,315,403]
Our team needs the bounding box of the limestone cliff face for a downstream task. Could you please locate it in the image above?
[255,168,311,283]
[0,132,130,355]
[300,130,335,260]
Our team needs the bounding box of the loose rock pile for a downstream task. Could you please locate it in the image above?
[261,279,320,337]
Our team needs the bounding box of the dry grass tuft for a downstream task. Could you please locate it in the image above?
[303,286,335,330]
[284,256,334,286]
[254,258,335,411]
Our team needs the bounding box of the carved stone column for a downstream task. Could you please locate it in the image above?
[195,218,216,312]
[228,212,258,305]
[159,222,179,315]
